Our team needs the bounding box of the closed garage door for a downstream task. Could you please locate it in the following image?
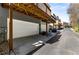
[13,20,39,38]
[41,22,46,32]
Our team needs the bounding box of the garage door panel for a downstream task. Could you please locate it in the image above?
[13,20,39,39]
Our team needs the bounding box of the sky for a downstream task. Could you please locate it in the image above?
[49,3,70,23]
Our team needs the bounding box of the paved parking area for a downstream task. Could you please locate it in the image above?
[11,32,57,55]
[33,28,79,55]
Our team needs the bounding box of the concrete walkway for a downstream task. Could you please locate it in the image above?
[10,32,57,55]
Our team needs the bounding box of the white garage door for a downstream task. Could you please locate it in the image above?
[41,22,46,32]
[13,20,39,38]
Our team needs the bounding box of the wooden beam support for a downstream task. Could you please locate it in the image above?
[46,22,48,34]
[8,4,15,54]
[39,21,41,34]
[53,23,55,28]
[8,4,13,50]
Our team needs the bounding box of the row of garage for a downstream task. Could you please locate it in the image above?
[0,4,51,40]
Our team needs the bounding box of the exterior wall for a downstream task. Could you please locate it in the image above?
[0,4,8,41]
[47,7,51,16]
[0,4,8,31]
[37,3,46,13]
[48,23,54,28]
[45,3,50,8]
[35,3,51,16]
[54,20,59,29]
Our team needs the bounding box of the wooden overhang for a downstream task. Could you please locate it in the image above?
[1,3,55,23]
[51,15,56,23]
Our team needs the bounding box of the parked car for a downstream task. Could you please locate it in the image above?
[52,28,57,33]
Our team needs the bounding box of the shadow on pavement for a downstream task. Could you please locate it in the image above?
[27,33,62,55]
[46,34,61,44]
[27,44,44,55]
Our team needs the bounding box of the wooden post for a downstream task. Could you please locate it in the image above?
[53,23,55,28]
[39,21,41,34]
[8,4,15,54]
[46,22,48,34]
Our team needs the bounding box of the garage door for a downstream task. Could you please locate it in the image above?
[13,20,39,38]
[41,22,46,32]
